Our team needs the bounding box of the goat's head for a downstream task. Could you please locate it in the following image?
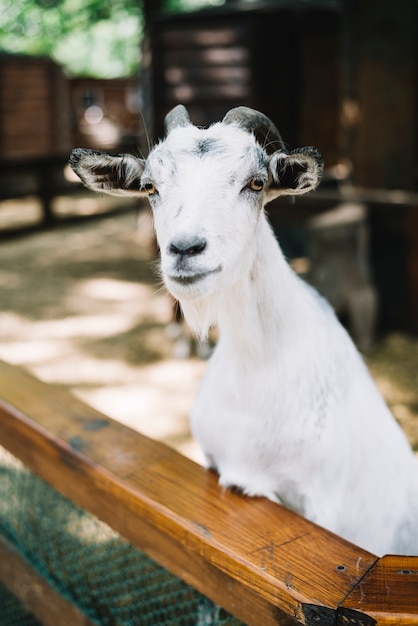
[70,105,323,304]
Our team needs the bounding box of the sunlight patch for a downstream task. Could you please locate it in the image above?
[75,277,153,301]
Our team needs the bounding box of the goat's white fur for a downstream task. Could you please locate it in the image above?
[70,109,418,556]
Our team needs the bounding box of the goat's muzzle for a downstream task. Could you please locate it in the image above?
[168,236,207,259]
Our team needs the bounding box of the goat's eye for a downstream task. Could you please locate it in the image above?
[249,177,264,192]
[143,182,156,195]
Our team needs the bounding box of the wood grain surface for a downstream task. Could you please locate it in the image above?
[0,360,417,625]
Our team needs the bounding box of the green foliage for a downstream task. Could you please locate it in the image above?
[0,0,225,77]
[0,0,144,77]
[163,0,225,11]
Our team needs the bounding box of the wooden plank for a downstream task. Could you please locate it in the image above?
[0,535,95,626]
[161,27,247,48]
[0,55,71,160]
[405,208,418,331]
[299,29,340,166]
[346,0,417,190]
[162,47,249,67]
[268,187,418,219]
[164,65,250,86]
[165,84,250,105]
[0,360,376,626]
[339,555,418,625]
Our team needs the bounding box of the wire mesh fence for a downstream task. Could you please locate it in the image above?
[0,446,245,626]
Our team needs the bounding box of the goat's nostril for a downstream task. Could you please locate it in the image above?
[187,240,206,255]
[169,238,207,257]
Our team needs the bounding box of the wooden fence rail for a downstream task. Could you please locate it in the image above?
[0,359,417,625]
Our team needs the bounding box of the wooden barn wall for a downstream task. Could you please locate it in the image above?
[297,13,341,167]
[149,9,341,169]
[342,0,417,191]
[70,77,140,151]
[0,56,72,160]
[150,16,255,136]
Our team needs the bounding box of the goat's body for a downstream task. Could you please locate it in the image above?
[189,216,418,556]
[70,104,418,556]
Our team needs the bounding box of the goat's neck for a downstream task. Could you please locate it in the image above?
[218,216,298,360]
[182,215,299,361]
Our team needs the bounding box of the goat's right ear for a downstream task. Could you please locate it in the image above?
[69,148,146,196]
[267,147,323,198]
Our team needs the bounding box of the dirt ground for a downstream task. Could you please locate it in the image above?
[0,192,417,464]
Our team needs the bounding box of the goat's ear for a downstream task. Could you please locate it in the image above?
[69,148,146,196]
[267,147,323,198]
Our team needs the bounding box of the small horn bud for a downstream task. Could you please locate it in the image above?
[223,106,285,154]
[165,104,191,134]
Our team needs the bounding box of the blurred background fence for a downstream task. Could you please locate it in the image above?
[1,0,417,332]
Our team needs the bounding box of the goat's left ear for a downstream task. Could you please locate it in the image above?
[267,147,323,198]
[70,148,146,197]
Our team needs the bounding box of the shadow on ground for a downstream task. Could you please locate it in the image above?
[0,193,417,460]
[0,194,205,461]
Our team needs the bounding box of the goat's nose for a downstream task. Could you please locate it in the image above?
[168,237,207,257]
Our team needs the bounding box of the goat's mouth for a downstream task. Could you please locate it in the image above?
[167,266,222,286]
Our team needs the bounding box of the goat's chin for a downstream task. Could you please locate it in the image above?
[165,279,222,342]
[180,297,220,342]
[164,269,221,304]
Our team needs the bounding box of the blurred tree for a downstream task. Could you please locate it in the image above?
[0,0,143,77]
[162,0,225,10]
[0,0,224,77]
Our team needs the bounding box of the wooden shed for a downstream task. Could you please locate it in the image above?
[69,77,141,152]
[143,0,342,169]
[144,0,418,192]
[0,53,72,160]
[143,0,418,332]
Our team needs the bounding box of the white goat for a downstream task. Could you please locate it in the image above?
[70,105,418,556]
